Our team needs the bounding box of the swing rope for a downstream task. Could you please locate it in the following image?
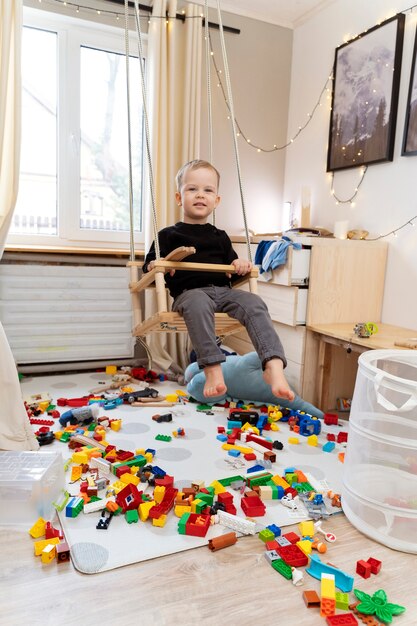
[215,0,252,263]
[125,0,252,264]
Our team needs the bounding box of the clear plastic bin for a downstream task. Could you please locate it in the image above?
[343,350,417,552]
[0,451,64,526]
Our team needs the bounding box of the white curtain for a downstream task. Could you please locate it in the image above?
[144,0,202,372]
[0,0,39,450]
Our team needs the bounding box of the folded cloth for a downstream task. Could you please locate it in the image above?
[255,237,302,280]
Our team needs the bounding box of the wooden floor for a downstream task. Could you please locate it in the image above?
[1,513,415,626]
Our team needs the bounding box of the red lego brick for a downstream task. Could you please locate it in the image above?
[356,559,372,578]
[148,487,178,519]
[277,543,308,567]
[185,513,211,537]
[115,465,131,478]
[265,539,280,551]
[244,453,257,461]
[324,413,339,425]
[326,615,358,625]
[282,531,300,544]
[246,433,273,450]
[218,492,234,504]
[327,433,336,441]
[367,557,382,574]
[337,431,348,443]
[217,426,226,434]
[240,495,266,517]
[155,475,174,487]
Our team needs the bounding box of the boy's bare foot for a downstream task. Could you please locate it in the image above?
[203,364,227,398]
[263,358,295,402]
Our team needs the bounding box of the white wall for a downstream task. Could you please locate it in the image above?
[200,10,293,239]
[285,0,417,328]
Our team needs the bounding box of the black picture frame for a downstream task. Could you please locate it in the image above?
[402,26,417,155]
[327,14,405,172]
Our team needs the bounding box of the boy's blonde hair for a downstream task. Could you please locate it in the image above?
[175,160,220,192]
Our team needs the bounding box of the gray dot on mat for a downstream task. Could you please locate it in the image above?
[299,464,326,480]
[214,413,228,425]
[157,447,192,462]
[50,381,78,389]
[109,438,138,450]
[70,542,109,574]
[290,444,321,456]
[122,422,151,435]
[181,427,206,440]
[89,373,110,381]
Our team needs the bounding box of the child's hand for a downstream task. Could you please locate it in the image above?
[147,260,175,276]
[231,258,253,276]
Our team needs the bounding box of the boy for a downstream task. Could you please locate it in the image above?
[144,160,294,401]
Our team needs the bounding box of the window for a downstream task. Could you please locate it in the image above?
[9,8,144,249]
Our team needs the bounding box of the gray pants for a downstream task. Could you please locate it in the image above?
[172,285,286,369]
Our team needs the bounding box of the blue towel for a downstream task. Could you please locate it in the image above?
[255,237,302,278]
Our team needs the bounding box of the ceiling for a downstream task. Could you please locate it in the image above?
[184,0,336,29]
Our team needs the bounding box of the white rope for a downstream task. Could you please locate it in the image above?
[132,0,161,259]
[215,0,252,262]
[123,0,135,261]
[204,0,215,226]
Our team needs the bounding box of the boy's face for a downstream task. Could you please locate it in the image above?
[176,167,220,224]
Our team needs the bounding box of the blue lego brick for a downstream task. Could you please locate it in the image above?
[267,523,282,537]
[145,448,156,456]
[227,420,242,429]
[322,441,335,453]
[247,464,266,473]
[228,449,241,457]
[216,434,228,442]
[151,465,166,477]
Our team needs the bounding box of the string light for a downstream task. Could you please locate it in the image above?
[367,216,417,240]
[208,30,333,153]
[330,166,368,205]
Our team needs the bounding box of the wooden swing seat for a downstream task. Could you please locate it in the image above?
[128,246,258,338]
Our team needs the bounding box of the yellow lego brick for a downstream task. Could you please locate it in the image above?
[172,431,178,437]
[174,504,192,517]
[154,485,166,504]
[271,475,290,489]
[191,498,203,513]
[34,537,60,556]
[110,420,122,431]
[144,453,153,463]
[87,476,95,487]
[269,423,280,431]
[222,443,254,455]
[138,500,155,522]
[38,400,51,413]
[288,437,299,445]
[111,480,127,494]
[299,520,315,537]
[297,539,313,555]
[307,434,318,446]
[209,480,226,495]
[29,517,47,539]
[120,473,140,486]
[106,365,117,375]
[70,466,83,482]
[152,514,167,527]
[54,430,64,440]
[321,573,336,599]
[241,422,259,435]
[41,544,57,564]
[72,451,89,464]
[165,394,178,402]
[136,448,146,456]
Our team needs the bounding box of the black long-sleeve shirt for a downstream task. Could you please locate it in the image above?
[143,222,238,299]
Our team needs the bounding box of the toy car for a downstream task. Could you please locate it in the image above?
[121,388,159,403]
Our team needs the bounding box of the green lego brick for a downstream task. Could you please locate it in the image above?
[125,509,139,524]
[271,558,293,579]
[59,432,71,443]
[112,455,147,474]
[195,492,214,506]
[294,481,314,493]
[193,499,207,513]
[285,472,298,485]
[259,529,275,543]
[178,512,191,534]
[155,434,172,442]
[247,473,274,488]
[218,475,245,487]
[335,592,349,610]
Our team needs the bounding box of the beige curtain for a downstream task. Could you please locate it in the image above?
[0,0,39,450]
[144,0,202,372]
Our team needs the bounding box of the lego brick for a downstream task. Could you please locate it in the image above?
[356,559,372,579]
[335,592,350,611]
[271,558,292,579]
[303,590,321,607]
[326,615,358,626]
[367,557,382,574]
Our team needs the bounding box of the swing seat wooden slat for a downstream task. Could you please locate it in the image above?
[128,247,258,338]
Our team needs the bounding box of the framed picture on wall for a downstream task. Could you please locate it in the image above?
[327,14,405,172]
[402,26,417,155]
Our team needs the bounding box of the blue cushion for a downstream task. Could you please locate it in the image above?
[184,352,323,418]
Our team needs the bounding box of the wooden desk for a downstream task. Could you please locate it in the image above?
[304,323,417,412]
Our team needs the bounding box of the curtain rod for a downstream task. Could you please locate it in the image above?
[107,0,241,34]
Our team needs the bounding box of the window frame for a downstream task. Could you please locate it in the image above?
[8,6,146,250]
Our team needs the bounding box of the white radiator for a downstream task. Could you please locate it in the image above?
[0,264,135,365]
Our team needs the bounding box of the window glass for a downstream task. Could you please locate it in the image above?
[12,26,57,235]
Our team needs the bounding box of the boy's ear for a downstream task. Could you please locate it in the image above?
[215,194,221,207]
[175,191,181,206]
